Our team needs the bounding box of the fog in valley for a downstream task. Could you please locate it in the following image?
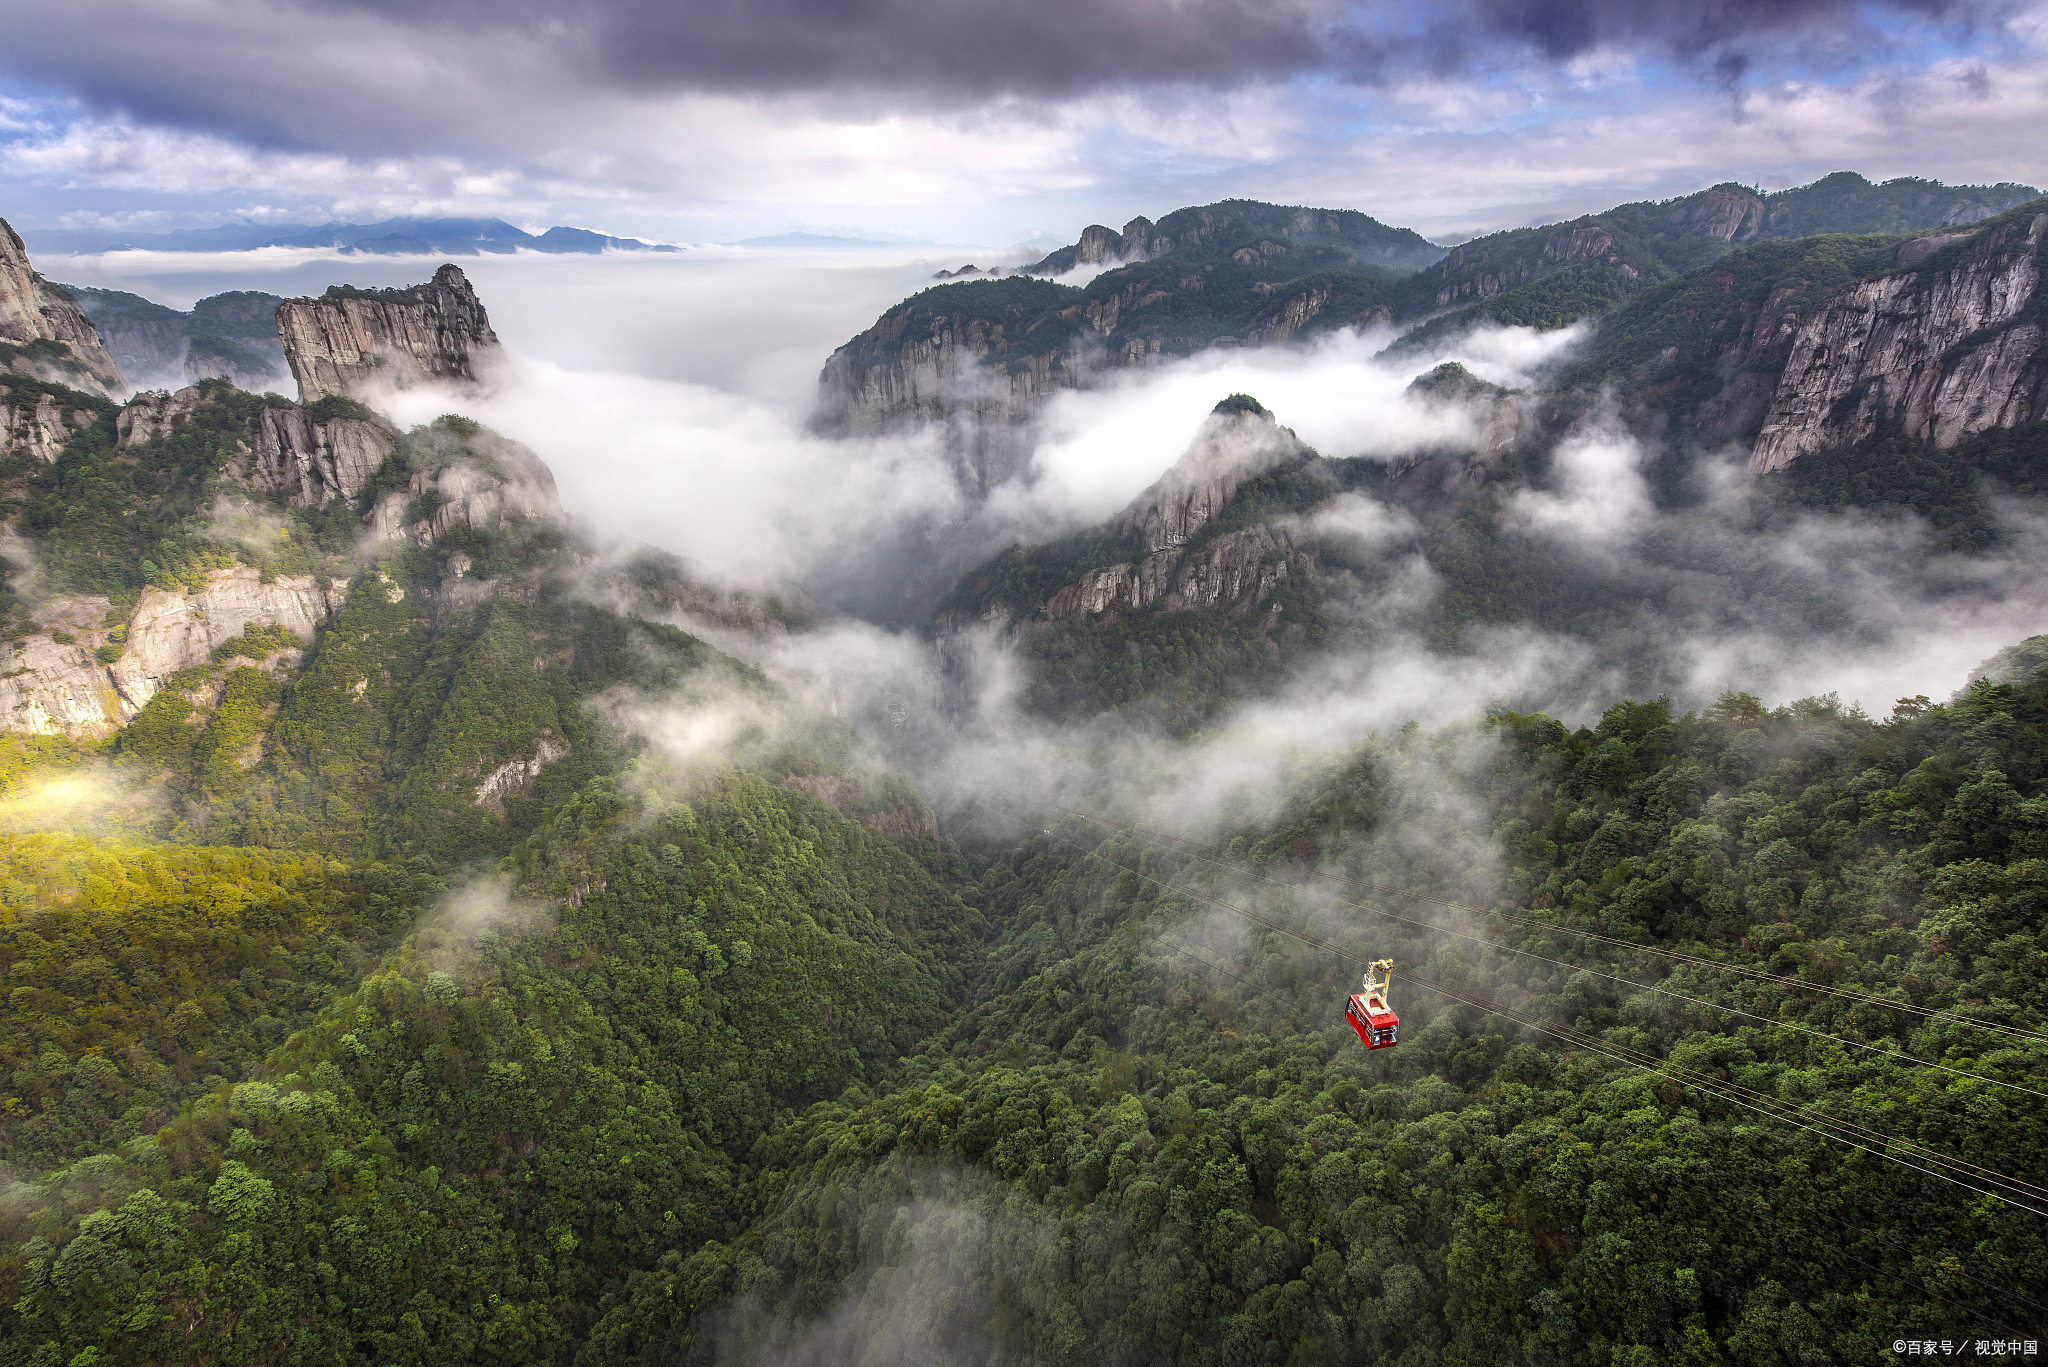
[44,241,2048,865]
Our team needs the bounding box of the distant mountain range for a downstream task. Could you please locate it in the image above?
[22,216,680,256]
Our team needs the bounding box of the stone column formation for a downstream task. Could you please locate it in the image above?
[275,263,502,403]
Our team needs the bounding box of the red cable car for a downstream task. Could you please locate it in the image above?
[1347,958,1399,1049]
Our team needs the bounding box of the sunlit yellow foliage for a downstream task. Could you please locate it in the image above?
[0,832,329,924]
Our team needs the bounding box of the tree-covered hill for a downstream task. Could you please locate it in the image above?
[930,361,2048,734]
[0,836,440,1172]
[0,762,983,1364]
[6,649,2045,1361]
[1023,199,1447,280]
[1383,172,2042,355]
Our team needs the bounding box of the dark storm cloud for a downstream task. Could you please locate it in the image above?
[0,0,2014,158]
[1464,0,1969,60]
[321,0,2000,95]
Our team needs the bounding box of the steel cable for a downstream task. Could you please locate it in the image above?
[1061,806,2048,1048]
[1019,814,2048,1219]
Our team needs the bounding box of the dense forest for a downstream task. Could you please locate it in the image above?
[0,642,2043,1360]
[0,170,2044,1363]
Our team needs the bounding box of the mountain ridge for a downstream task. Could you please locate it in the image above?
[816,171,2043,498]
[21,216,680,257]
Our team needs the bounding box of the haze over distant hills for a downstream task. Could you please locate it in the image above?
[21,216,679,256]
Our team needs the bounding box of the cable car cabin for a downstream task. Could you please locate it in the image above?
[1347,958,1399,1049]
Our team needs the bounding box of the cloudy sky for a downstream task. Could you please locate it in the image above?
[1,0,2044,247]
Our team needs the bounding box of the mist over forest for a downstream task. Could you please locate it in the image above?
[0,155,2044,1366]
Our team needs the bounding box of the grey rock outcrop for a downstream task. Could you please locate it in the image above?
[118,385,399,508]
[473,735,569,814]
[276,264,501,403]
[1042,523,1313,622]
[105,568,344,714]
[0,632,121,738]
[0,568,343,737]
[1035,399,1318,624]
[1749,208,2048,473]
[115,385,217,446]
[1024,217,1164,276]
[0,219,124,394]
[1,387,96,463]
[364,424,562,546]
[816,307,1086,493]
[1112,402,1301,552]
[239,405,399,506]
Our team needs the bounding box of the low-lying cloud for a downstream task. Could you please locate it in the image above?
[39,244,2048,878]
[299,246,2048,854]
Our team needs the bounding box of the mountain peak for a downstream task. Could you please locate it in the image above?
[1112,399,1304,554]
[277,264,501,404]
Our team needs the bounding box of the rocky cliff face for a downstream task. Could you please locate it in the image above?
[1041,523,1314,622]
[1035,400,1320,623]
[363,421,562,546]
[815,291,1086,493]
[0,220,124,395]
[106,569,342,715]
[474,735,570,815]
[1111,403,1301,552]
[0,598,121,737]
[1025,217,1165,275]
[114,386,401,507]
[1,386,98,463]
[1750,208,2047,473]
[242,406,399,506]
[276,265,501,403]
[0,568,343,738]
[113,384,215,447]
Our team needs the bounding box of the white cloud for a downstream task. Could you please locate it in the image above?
[1509,421,1657,560]
[3,4,2044,247]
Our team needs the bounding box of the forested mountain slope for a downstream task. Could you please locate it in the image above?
[0,214,2044,1363]
[816,173,2041,498]
[4,651,2044,1361]
[0,764,982,1363]
[62,286,288,391]
[645,674,2048,1361]
[1386,173,2040,355]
